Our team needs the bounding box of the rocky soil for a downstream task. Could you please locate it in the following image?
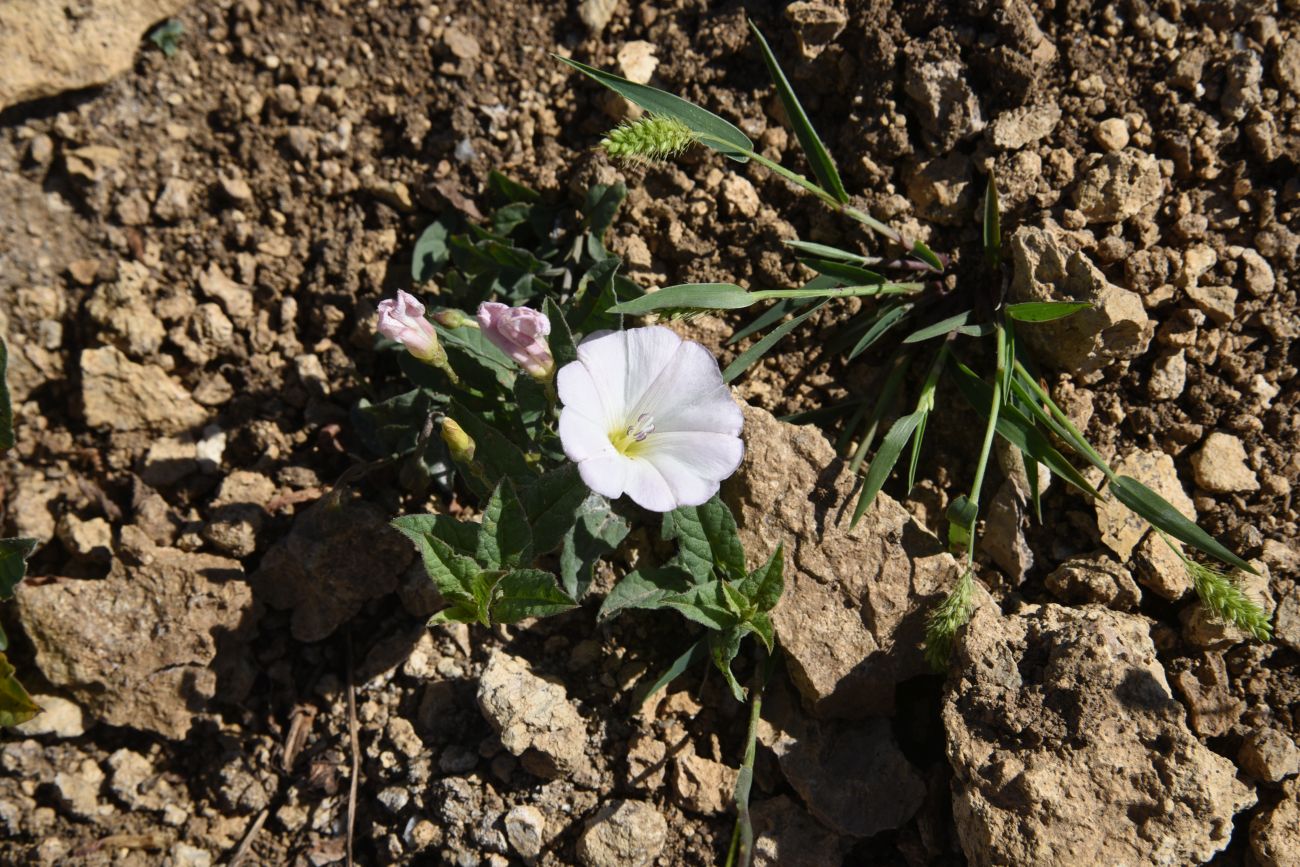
[1,0,1298,865]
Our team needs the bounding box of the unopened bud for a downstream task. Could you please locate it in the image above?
[433,309,476,329]
[476,301,555,381]
[441,418,476,464]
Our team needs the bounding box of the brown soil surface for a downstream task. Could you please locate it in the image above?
[1,0,1297,865]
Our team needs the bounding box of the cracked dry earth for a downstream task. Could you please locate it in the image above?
[1,0,1299,865]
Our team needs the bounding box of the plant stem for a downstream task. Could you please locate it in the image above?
[696,134,932,268]
[753,283,924,301]
[963,324,1005,564]
[1011,359,1115,481]
[723,660,767,867]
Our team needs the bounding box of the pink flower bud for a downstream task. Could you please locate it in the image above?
[377,291,445,364]
[476,302,554,380]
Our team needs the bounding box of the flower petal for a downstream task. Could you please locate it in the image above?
[576,326,682,423]
[576,453,631,502]
[639,431,744,506]
[621,459,678,512]
[557,357,616,430]
[559,408,615,463]
[631,340,742,435]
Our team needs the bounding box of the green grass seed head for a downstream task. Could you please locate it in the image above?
[601,115,698,163]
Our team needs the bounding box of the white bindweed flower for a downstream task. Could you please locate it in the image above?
[557,326,744,512]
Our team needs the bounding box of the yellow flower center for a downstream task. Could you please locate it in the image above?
[610,413,655,457]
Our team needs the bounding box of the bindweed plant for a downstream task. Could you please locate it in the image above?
[555,19,1270,666]
[0,336,40,727]
[366,172,782,704]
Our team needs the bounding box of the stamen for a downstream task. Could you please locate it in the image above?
[628,412,655,442]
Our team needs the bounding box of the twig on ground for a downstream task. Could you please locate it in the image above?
[228,808,269,867]
[346,631,360,867]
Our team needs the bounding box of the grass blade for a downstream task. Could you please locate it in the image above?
[1110,476,1255,573]
[1005,301,1092,322]
[747,21,848,203]
[903,310,973,344]
[983,173,1001,269]
[911,239,944,272]
[847,303,914,360]
[851,410,924,527]
[723,301,827,383]
[555,56,753,161]
[783,239,878,265]
[634,637,709,708]
[797,257,885,285]
[950,361,1099,499]
[609,282,757,315]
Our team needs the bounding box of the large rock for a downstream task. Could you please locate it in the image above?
[81,345,207,433]
[723,403,959,718]
[251,498,413,642]
[1008,226,1152,376]
[904,57,985,151]
[1251,781,1300,867]
[477,651,596,786]
[576,800,667,867]
[944,603,1255,866]
[0,1,188,112]
[762,701,925,838]
[1072,149,1163,224]
[750,795,850,867]
[15,531,256,739]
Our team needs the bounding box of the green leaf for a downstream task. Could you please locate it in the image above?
[949,362,1099,499]
[722,301,826,383]
[1109,476,1255,573]
[797,258,884,286]
[515,463,590,556]
[738,543,784,612]
[598,566,694,621]
[747,611,775,652]
[1005,301,1093,322]
[911,239,944,272]
[544,298,579,369]
[729,298,805,346]
[389,514,479,557]
[663,496,746,582]
[435,322,516,388]
[0,337,12,452]
[583,182,627,236]
[352,388,438,460]
[851,410,924,527]
[560,493,630,599]
[0,652,39,728]
[490,569,577,623]
[903,310,974,343]
[847,303,913,361]
[709,627,747,702]
[946,495,977,551]
[448,399,536,484]
[634,637,709,708]
[429,604,480,626]
[783,239,876,266]
[477,479,533,569]
[568,256,624,334]
[0,538,37,601]
[748,20,848,202]
[487,171,541,204]
[412,220,451,283]
[608,282,757,315]
[661,581,740,630]
[391,523,481,609]
[556,56,753,162]
[983,173,1001,269]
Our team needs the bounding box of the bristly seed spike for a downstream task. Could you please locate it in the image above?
[601,115,699,163]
